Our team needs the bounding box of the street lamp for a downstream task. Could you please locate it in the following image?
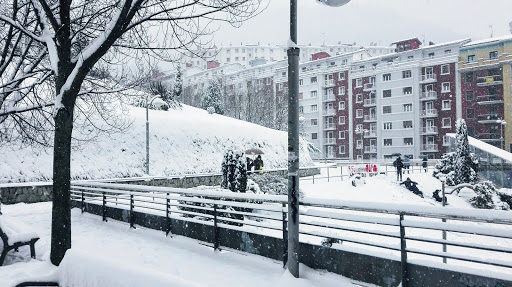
[497,119,507,149]
[146,94,161,175]
[287,0,351,278]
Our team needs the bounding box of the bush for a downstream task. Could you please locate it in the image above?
[432,153,456,185]
[248,173,304,199]
[469,181,510,210]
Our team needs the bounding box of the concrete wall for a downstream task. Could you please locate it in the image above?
[74,201,512,287]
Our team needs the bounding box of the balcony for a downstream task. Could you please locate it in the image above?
[364,130,377,138]
[476,75,503,87]
[364,146,377,153]
[364,115,377,122]
[419,73,437,83]
[476,94,503,105]
[477,133,502,142]
[420,126,438,135]
[323,108,336,116]
[324,138,336,145]
[324,79,335,87]
[420,91,438,101]
[477,114,499,124]
[363,98,376,107]
[420,109,438,118]
[363,83,376,92]
[421,144,438,152]
[322,94,335,102]
[324,123,336,130]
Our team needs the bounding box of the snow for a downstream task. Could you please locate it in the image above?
[0,104,313,183]
[0,215,39,245]
[447,133,512,163]
[463,34,512,48]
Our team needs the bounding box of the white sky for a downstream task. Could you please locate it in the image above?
[212,0,512,47]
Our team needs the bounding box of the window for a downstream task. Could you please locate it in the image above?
[383,90,392,98]
[339,116,345,124]
[403,121,413,129]
[339,86,346,95]
[298,92,303,99]
[443,136,450,146]
[403,104,413,112]
[330,61,336,66]
[299,79,303,86]
[310,119,318,126]
[311,105,317,112]
[356,140,363,149]
[299,106,303,113]
[408,55,414,60]
[442,118,451,128]
[338,72,345,80]
[383,122,392,130]
[310,91,318,98]
[466,90,474,101]
[404,138,413,146]
[341,59,347,66]
[356,109,363,118]
[338,101,345,110]
[465,72,473,83]
[338,145,346,154]
[384,139,392,146]
[402,70,412,78]
[226,57,230,62]
[442,100,451,110]
[235,57,239,61]
[444,49,452,55]
[278,83,283,91]
[383,74,391,81]
[356,78,362,87]
[311,77,317,83]
[489,51,498,59]
[356,94,363,102]
[467,127,475,137]
[383,106,392,114]
[339,131,345,139]
[403,87,412,95]
[428,52,435,58]
[441,64,450,75]
[312,133,317,140]
[442,82,450,93]
[467,108,474,118]
[467,54,475,62]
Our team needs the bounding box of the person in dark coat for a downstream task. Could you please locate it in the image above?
[422,157,428,172]
[433,190,447,203]
[400,177,423,197]
[246,157,254,172]
[393,156,404,181]
[253,155,264,172]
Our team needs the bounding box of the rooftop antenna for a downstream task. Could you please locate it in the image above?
[489,25,494,38]
[322,32,326,46]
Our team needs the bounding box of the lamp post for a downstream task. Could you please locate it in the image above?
[146,94,161,175]
[497,119,507,149]
[287,0,351,278]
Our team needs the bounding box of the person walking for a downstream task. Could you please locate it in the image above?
[422,157,428,173]
[246,157,254,172]
[403,156,410,174]
[254,155,264,173]
[393,156,404,181]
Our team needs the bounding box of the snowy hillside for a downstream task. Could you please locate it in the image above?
[0,105,313,183]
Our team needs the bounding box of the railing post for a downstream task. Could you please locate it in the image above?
[130,194,135,229]
[102,192,107,222]
[81,190,84,213]
[327,167,330,182]
[340,165,343,181]
[385,164,388,176]
[282,203,288,268]
[166,193,171,236]
[214,203,219,250]
[441,180,447,263]
[312,174,315,184]
[399,213,408,287]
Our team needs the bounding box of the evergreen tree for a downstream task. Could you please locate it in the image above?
[453,119,479,184]
[201,80,224,114]
[221,149,247,193]
[432,152,456,185]
[173,66,183,101]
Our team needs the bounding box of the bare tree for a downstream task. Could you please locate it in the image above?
[0,0,262,265]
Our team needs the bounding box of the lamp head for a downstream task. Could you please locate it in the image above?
[317,0,351,7]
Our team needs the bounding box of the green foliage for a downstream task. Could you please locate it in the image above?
[433,152,456,186]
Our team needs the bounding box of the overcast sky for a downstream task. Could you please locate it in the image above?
[212,0,512,47]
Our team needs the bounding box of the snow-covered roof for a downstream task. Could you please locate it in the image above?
[420,38,472,50]
[446,133,512,163]
[462,35,512,48]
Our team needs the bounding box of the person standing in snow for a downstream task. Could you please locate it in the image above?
[393,156,404,181]
[246,157,254,172]
[254,155,264,173]
[403,156,410,174]
[422,157,428,173]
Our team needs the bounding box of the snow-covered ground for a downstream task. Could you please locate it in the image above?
[0,104,313,183]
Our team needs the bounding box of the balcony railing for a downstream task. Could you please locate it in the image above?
[364,130,377,137]
[420,109,438,117]
[364,115,377,122]
[363,83,376,91]
[324,123,336,130]
[476,75,503,86]
[324,138,336,145]
[363,98,376,107]
[420,73,437,83]
[476,94,503,104]
[477,114,499,122]
[420,91,438,101]
[364,146,377,153]
[420,126,438,134]
[324,79,335,87]
[323,108,336,115]
[421,144,438,152]
[322,94,335,101]
[477,133,501,140]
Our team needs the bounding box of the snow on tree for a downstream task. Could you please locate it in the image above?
[172,66,183,102]
[470,181,510,210]
[201,80,224,115]
[453,119,479,185]
[432,152,456,185]
[221,149,247,193]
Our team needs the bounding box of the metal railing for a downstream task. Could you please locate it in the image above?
[421,144,438,151]
[70,181,512,286]
[363,98,376,106]
[476,95,503,103]
[364,115,377,122]
[322,94,335,101]
[420,73,437,82]
[420,126,438,134]
[420,109,438,117]
[476,75,503,86]
[420,91,437,101]
[363,83,376,91]
[324,79,334,87]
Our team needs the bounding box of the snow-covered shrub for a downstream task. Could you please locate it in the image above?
[248,173,304,199]
[321,237,341,248]
[453,119,479,185]
[221,149,247,194]
[498,191,512,210]
[432,152,456,185]
[201,80,224,115]
[469,181,509,210]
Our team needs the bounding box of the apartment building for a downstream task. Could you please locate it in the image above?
[458,35,512,151]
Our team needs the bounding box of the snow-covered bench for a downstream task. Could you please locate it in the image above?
[0,215,40,266]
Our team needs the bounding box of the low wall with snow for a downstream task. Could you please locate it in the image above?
[73,201,512,287]
[0,168,319,204]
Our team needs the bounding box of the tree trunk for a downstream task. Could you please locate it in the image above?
[50,91,76,265]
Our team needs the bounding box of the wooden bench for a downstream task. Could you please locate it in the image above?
[0,216,40,266]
